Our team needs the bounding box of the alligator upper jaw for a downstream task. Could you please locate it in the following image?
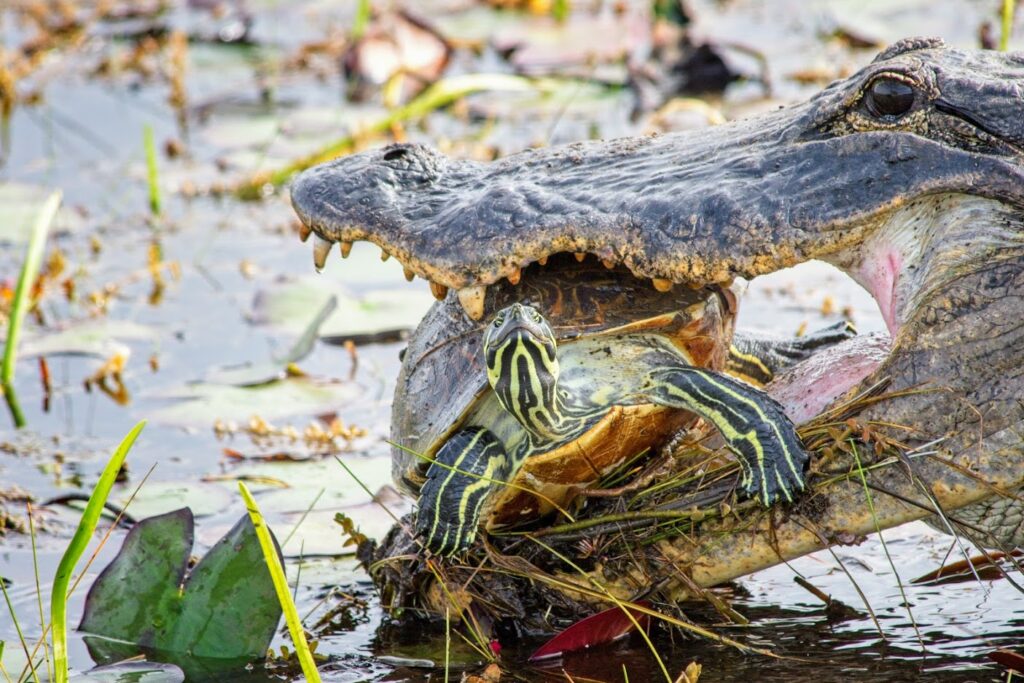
[291,122,1024,301]
[291,40,1024,322]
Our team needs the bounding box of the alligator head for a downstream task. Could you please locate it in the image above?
[292,38,1024,581]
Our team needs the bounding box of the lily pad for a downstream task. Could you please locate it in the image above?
[80,508,283,663]
[115,482,234,520]
[227,456,403,555]
[0,184,81,244]
[147,376,361,426]
[204,295,337,386]
[17,320,159,359]
[252,273,432,343]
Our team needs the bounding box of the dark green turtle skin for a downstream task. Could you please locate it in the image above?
[727,321,858,386]
[416,301,809,556]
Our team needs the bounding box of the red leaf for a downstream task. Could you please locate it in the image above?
[911,549,1024,585]
[528,601,652,662]
[990,649,1024,673]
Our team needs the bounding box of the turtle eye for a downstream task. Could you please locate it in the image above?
[492,316,504,327]
[864,77,916,118]
[531,311,543,323]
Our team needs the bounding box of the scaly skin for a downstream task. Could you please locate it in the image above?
[292,39,1024,291]
[293,38,1024,593]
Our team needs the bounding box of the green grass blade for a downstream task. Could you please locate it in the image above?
[1001,0,1016,51]
[850,441,923,650]
[27,504,52,683]
[144,124,161,216]
[0,641,11,683]
[552,0,569,21]
[527,536,673,683]
[238,482,321,683]
[444,608,450,683]
[234,74,555,198]
[2,190,60,427]
[51,420,146,683]
[1,578,40,683]
[351,0,371,40]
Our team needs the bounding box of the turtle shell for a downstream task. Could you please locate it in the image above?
[391,254,735,499]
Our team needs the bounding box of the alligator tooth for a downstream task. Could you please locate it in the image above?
[313,236,333,270]
[403,267,415,282]
[538,256,548,266]
[507,267,521,286]
[457,286,487,320]
[429,281,449,301]
[380,250,390,262]
[340,241,353,258]
[574,252,586,262]
[298,223,312,242]
[652,278,674,293]
[601,258,615,270]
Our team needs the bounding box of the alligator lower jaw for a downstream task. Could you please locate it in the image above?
[298,225,721,320]
[769,334,891,423]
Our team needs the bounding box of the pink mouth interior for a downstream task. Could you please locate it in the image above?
[767,334,892,424]
[856,246,903,337]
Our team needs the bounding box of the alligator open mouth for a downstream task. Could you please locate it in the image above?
[296,224,719,322]
[288,36,1024,606]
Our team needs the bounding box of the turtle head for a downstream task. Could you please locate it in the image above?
[482,303,563,439]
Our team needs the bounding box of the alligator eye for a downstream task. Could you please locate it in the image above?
[864,77,916,118]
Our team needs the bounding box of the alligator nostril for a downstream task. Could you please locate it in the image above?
[383,148,408,161]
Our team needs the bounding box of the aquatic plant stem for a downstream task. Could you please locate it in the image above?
[51,420,146,683]
[351,0,371,39]
[527,537,673,683]
[27,504,53,683]
[238,482,321,683]
[144,124,161,216]
[2,191,60,428]
[1,578,40,683]
[233,74,555,199]
[850,442,924,650]
[444,608,450,683]
[1001,0,1016,51]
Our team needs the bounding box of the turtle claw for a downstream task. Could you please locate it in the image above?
[738,441,808,507]
[645,366,810,508]
[414,427,508,557]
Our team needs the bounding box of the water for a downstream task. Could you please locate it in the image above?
[1,1,1021,680]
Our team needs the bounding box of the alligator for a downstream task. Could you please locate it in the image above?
[291,37,1024,593]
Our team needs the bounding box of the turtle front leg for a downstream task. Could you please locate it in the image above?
[643,367,809,506]
[727,321,857,386]
[415,427,509,556]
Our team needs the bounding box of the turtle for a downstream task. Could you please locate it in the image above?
[393,256,847,556]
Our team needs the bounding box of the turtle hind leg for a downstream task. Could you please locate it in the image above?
[415,427,509,557]
[645,367,809,506]
[728,321,858,385]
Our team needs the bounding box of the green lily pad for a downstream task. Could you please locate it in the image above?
[17,320,158,359]
[252,273,432,343]
[80,508,283,663]
[236,456,409,555]
[203,295,338,386]
[0,183,81,244]
[147,376,361,426]
[115,482,234,520]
